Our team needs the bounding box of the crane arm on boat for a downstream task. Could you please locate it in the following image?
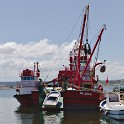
[81,24,106,78]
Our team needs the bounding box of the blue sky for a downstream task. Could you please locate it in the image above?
[0,0,124,81]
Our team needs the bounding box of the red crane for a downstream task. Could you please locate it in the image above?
[75,5,106,88]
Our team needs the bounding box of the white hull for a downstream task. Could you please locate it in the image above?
[44,103,58,108]
[43,90,60,109]
[100,91,124,120]
[43,97,59,108]
[19,86,37,94]
[108,112,124,120]
[101,104,124,120]
[109,110,124,115]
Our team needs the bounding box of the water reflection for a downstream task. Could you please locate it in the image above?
[64,110,101,124]
[101,113,124,124]
[42,111,64,124]
[15,106,104,124]
[15,106,34,124]
[15,106,64,124]
[2,89,124,124]
[15,106,124,124]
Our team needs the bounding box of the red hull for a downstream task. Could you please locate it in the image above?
[32,90,39,108]
[63,90,104,109]
[14,91,40,107]
[14,94,34,106]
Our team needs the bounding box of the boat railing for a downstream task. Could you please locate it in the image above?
[16,81,37,88]
[65,82,104,92]
[63,83,102,92]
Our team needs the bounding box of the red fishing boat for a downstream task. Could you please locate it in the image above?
[57,5,106,109]
[14,62,40,106]
[22,5,106,110]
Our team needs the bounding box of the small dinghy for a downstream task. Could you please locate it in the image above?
[100,84,124,120]
[43,90,61,108]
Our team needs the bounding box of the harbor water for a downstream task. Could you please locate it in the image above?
[0,89,124,124]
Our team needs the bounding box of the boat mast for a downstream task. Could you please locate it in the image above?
[76,5,89,87]
[36,62,40,77]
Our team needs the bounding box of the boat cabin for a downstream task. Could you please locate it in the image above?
[107,93,121,106]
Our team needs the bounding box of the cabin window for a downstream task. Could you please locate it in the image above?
[23,77,30,80]
[21,76,35,80]
[47,97,57,101]
[31,77,34,80]
[109,94,119,102]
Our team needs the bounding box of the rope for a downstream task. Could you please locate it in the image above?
[93,25,105,66]
[94,41,101,65]
[44,7,86,82]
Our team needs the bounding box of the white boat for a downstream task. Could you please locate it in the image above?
[43,90,61,108]
[14,62,41,106]
[100,84,124,120]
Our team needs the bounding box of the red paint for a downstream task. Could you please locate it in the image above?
[14,94,34,106]
[32,91,39,107]
[63,90,103,109]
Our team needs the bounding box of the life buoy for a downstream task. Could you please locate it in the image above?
[98,84,103,91]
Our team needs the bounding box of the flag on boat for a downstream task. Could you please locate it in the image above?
[106,76,108,84]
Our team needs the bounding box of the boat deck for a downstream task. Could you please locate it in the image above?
[41,97,64,111]
[121,100,124,104]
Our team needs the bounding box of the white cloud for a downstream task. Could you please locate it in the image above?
[0,39,123,82]
[105,61,124,79]
[0,39,75,81]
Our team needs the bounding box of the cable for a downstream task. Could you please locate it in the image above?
[44,7,86,81]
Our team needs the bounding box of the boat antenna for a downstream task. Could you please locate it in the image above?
[86,5,89,43]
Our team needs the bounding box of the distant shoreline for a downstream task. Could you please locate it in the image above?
[0,85,14,90]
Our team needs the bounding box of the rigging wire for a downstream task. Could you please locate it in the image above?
[44,7,86,82]
[90,24,106,46]
[74,5,90,76]
[93,41,101,66]
[92,25,105,66]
